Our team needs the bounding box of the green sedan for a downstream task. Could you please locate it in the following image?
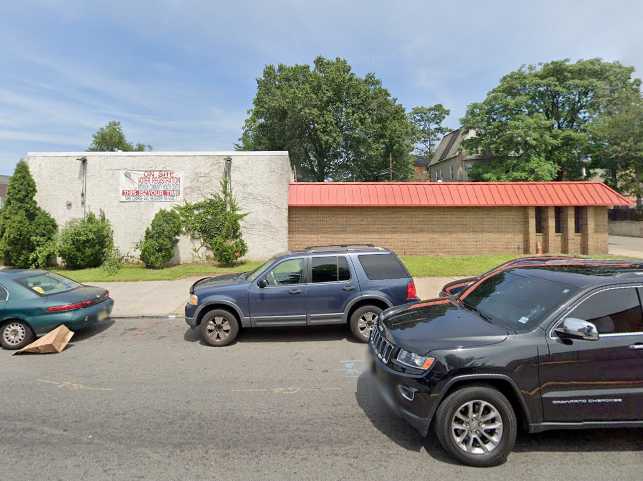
[0,269,114,350]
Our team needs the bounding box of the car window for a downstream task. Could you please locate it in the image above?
[462,271,579,330]
[266,259,305,286]
[358,253,408,280]
[17,272,81,296]
[567,287,643,334]
[311,256,351,283]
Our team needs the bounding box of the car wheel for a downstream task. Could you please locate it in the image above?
[199,310,239,347]
[0,320,35,350]
[349,305,382,343]
[434,385,517,467]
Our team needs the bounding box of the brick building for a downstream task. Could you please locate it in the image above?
[288,182,632,256]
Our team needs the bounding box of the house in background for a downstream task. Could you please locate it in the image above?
[413,155,430,179]
[428,128,487,181]
[0,175,10,208]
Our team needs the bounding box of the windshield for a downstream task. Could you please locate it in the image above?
[245,257,278,281]
[461,270,579,330]
[18,272,81,296]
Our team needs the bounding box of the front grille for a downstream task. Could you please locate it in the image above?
[370,326,395,364]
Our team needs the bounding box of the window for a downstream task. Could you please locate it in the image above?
[266,258,305,286]
[311,256,351,283]
[358,254,408,280]
[17,273,80,296]
[554,207,562,234]
[567,287,643,334]
[574,207,586,234]
[535,207,544,234]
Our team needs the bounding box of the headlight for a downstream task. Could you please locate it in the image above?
[190,294,199,305]
[396,349,435,370]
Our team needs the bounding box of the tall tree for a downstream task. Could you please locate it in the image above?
[238,56,414,181]
[461,59,641,181]
[408,104,450,158]
[88,121,150,152]
[590,90,643,206]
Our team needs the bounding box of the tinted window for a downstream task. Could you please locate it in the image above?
[311,256,352,283]
[266,259,305,286]
[555,207,562,234]
[358,254,408,280]
[535,207,544,234]
[462,271,579,330]
[18,273,80,296]
[568,288,643,334]
[574,206,586,234]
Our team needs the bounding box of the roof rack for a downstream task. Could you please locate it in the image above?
[304,244,380,252]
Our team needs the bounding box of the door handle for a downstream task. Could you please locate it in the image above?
[288,288,302,295]
[342,285,355,291]
[629,343,643,350]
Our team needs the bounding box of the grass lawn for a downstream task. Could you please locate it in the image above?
[54,254,630,283]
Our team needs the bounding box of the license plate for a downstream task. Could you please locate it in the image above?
[98,310,109,321]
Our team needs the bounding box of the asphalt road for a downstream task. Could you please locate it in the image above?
[1,318,642,481]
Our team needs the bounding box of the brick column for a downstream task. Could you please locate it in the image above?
[581,207,594,255]
[561,207,575,254]
[524,207,536,254]
[543,207,556,253]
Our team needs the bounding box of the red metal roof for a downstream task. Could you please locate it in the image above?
[288,182,633,208]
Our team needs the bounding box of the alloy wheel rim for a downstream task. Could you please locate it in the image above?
[451,400,503,455]
[3,322,26,346]
[357,312,378,337]
[205,317,231,341]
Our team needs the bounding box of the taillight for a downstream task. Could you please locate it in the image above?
[406,280,417,300]
[48,300,94,312]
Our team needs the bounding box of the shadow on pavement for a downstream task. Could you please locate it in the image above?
[184,324,361,345]
[71,319,115,342]
[356,370,643,466]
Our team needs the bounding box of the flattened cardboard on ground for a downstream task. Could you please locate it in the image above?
[16,325,74,354]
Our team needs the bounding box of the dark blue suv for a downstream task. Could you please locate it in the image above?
[185,245,418,346]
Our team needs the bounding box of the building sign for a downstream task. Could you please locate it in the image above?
[119,170,183,202]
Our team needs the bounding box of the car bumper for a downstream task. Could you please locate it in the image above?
[34,298,114,335]
[185,303,198,327]
[368,344,437,436]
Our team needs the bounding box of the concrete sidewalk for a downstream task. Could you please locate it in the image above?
[94,276,459,318]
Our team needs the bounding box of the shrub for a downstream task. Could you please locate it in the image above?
[101,246,123,275]
[177,177,248,266]
[138,209,182,268]
[0,161,57,268]
[58,212,114,269]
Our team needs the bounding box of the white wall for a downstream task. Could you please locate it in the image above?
[26,151,291,262]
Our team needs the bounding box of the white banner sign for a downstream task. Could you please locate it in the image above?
[119,170,183,202]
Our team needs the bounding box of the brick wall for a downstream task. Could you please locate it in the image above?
[289,206,609,255]
[289,207,528,255]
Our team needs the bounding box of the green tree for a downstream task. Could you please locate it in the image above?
[590,90,643,206]
[462,59,641,181]
[58,212,114,269]
[239,56,414,181]
[408,104,451,158]
[138,209,183,269]
[0,161,57,268]
[177,178,248,266]
[88,121,150,152]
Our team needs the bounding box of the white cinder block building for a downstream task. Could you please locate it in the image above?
[26,151,292,262]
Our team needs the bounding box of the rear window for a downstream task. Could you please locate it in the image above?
[17,273,80,296]
[358,253,408,280]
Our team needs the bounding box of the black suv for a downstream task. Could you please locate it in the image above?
[369,261,643,466]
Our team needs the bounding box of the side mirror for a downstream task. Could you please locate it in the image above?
[257,279,268,288]
[555,317,599,341]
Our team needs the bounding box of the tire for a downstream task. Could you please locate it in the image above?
[0,320,35,351]
[199,309,239,347]
[434,385,517,467]
[349,305,382,343]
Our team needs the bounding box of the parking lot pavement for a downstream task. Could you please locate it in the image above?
[609,235,643,259]
[1,318,641,481]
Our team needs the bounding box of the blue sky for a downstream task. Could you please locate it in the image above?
[0,0,641,174]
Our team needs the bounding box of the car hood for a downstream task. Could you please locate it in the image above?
[191,273,248,293]
[380,298,508,354]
